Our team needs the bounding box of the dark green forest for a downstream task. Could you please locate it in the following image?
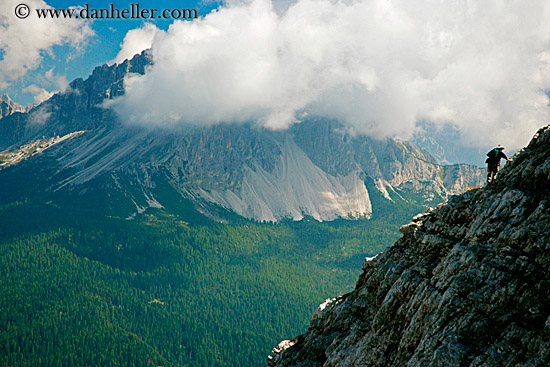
[0,193,425,367]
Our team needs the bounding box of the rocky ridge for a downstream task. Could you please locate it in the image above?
[267,125,550,366]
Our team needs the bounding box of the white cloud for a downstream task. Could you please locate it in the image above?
[0,0,93,88]
[44,68,69,91]
[23,84,54,105]
[111,0,550,151]
[109,23,160,65]
[18,68,69,106]
[28,104,52,125]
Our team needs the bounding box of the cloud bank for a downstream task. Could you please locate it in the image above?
[109,23,161,65]
[0,0,93,100]
[112,0,550,150]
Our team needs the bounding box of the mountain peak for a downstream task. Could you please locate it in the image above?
[267,124,550,366]
[0,94,26,119]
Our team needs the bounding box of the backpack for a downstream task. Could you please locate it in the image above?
[487,148,499,159]
[486,148,499,163]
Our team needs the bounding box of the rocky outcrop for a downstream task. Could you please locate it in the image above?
[0,94,26,120]
[267,125,550,366]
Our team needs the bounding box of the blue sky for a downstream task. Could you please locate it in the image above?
[1,0,221,105]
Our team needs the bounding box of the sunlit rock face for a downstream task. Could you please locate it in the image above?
[267,125,550,366]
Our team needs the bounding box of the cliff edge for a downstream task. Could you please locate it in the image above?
[268,125,550,366]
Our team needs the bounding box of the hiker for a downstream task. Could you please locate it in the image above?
[486,145,510,183]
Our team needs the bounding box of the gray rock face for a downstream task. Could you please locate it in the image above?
[267,125,550,366]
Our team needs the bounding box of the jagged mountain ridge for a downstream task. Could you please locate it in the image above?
[412,121,487,166]
[0,52,151,150]
[0,94,26,120]
[0,52,485,222]
[267,125,550,366]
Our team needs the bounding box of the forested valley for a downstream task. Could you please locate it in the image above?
[1,194,423,366]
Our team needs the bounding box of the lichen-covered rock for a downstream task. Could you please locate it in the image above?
[267,125,550,367]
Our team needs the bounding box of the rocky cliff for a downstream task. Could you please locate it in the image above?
[267,125,550,366]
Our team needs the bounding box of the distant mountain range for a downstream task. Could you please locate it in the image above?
[412,120,488,166]
[0,51,485,222]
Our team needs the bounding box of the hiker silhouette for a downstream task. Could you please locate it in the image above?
[486,145,510,183]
